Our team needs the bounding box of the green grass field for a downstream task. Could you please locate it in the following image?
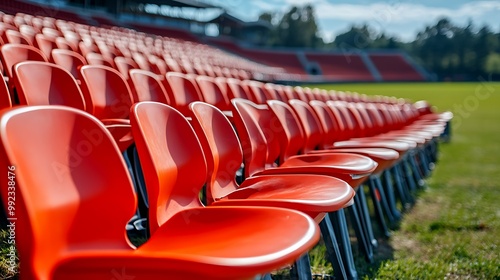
[308,82,500,279]
[1,82,499,279]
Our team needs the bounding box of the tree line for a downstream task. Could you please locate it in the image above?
[258,5,500,80]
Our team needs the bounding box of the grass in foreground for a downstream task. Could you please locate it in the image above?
[1,82,499,279]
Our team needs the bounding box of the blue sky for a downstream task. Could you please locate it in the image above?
[204,0,500,42]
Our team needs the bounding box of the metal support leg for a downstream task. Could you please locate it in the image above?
[403,157,417,192]
[441,120,451,142]
[329,209,358,280]
[369,177,391,237]
[320,214,348,280]
[349,196,374,262]
[383,169,401,220]
[392,165,408,209]
[259,274,273,280]
[409,152,425,187]
[123,148,149,239]
[419,148,431,178]
[375,173,395,224]
[290,253,313,280]
[356,185,377,248]
[400,162,415,204]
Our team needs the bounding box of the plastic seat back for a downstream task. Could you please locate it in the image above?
[189,102,241,202]
[273,84,290,101]
[363,103,388,134]
[0,106,136,279]
[129,69,170,104]
[55,37,75,51]
[164,72,204,116]
[131,53,150,72]
[289,99,327,153]
[344,103,369,138]
[0,23,17,41]
[51,49,87,79]
[195,75,230,111]
[114,56,138,79]
[34,34,57,61]
[13,61,86,111]
[130,102,207,233]
[224,78,252,100]
[283,85,300,100]
[294,87,312,102]
[353,103,380,136]
[18,24,36,41]
[309,100,343,146]
[79,41,100,57]
[267,100,307,163]
[79,65,133,119]
[85,52,115,68]
[327,101,356,140]
[242,80,267,104]
[263,83,280,100]
[164,57,182,73]
[231,99,282,177]
[0,43,48,79]
[4,29,32,45]
[0,72,11,109]
[387,104,408,128]
[374,103,398,131]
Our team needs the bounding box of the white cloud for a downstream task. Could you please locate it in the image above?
[251,0,282,12]
[281,0,320,6]
[312,1,500,42]
[314,1,500,23]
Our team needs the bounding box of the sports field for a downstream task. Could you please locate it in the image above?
[308,82,500,279]
[1,82,499,279]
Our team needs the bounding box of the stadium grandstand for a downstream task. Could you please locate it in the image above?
[0,0,430,83]
[0,0,454,279]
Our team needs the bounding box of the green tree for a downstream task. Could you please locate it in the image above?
[333,24,374,49]
[257,5,323,48]
[484,53,500,74]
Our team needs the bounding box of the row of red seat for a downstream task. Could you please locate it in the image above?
[0,57,452,278]
[0,11,289,81]
[0,8,452,280]
[2,9,428,83]
[208,37,426,82]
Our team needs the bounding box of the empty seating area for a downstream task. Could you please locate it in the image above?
[0,7,452,280]
[207,37,308,76]
[305,53,375,81]
[0,6,290,82]
[208,37,429,82]
[369,53,425,81]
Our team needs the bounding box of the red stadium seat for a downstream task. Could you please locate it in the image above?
[195,75,230,111]
[85,52,115,68]
[79,65,134,151]
[13,61,86,111]
[129,69,170,104]
[189,101,354,215]
[0,105,320,280]
[0,43,47,80]
[242,80,268,104]
[0,72,11,109]
[4,29,32,45]
[231,98,379,278]
[163,72,204,116]
[34,33,58,61]
[51,49,87,79]
[114,56,139,79]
